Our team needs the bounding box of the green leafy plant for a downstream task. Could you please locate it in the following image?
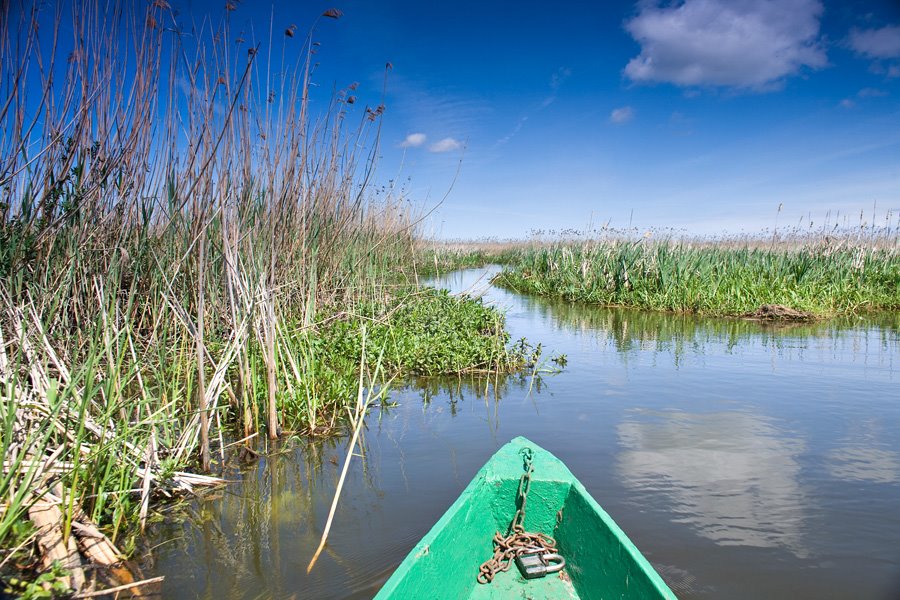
[3,562,71,599]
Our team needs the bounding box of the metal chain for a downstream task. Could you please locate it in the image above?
[511,447,533,533]
[476,447,558,584]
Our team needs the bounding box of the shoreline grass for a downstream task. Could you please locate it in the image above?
[491,233,899,317]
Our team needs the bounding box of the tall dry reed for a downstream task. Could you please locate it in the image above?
[0,0,415,587]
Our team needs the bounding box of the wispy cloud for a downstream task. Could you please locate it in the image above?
[400,132,427,148]
[858,87,888,98]
[840,86,889,108]
[429,137,462,153]
[387,75,489,153]
[495,117,528,147]
[623,0,826,90]
[849,25,900,59]
[496,67,571,147]
[610,106,635,124]
[549,67,571,91]
[669,111,694,136]
[541,66,572,108]
[497,116,530,147]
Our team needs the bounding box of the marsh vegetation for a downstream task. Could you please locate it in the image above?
[0,3,531,594]
[427,226,900,317]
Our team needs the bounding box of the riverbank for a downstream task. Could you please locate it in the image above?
[488,236,900,317]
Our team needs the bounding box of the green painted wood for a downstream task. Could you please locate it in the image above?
[374,437,677,599]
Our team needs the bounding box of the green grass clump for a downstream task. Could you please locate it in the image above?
[493,240,900,316]
[243,289,530,433]
[325,289,525,375]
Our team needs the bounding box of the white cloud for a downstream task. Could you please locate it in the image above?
[849,25,900,59]
[428,137,462,153]
[610,106,635,123]
[623,0,827,90]
[400,132,426,148]
[843,88,889,108]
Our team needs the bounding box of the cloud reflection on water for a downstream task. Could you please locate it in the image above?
[826,419,900,484]
[617,409,810,557]
[827,446,900,484]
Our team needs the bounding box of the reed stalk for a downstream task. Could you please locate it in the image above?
[0,1,536,590]
[306,328,389,573]
[0,0,419,587]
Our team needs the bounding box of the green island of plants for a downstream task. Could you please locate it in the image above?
[490,235,899,317]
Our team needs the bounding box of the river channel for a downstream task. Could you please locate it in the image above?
[146,266,900,599]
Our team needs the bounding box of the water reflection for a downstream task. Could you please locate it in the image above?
[147,436,374,599]
[828,447,900,484]
[434,265,899,369]
[523,295,900,364]
[403,370,548,408]
[827,420,900,484]
[146,372,550,600]
[618,410,809,557]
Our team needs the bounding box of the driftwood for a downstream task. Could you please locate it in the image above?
[48,485,123,568]
[71,576,165,599]
[23,478,198,597]
[71,521,122,566]
[28,501,86,593]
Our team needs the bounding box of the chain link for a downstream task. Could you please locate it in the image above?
[476,447,557,584]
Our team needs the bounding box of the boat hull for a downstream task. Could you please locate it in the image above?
[374,436,677,599]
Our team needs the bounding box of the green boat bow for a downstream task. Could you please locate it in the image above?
[375,436,677,599]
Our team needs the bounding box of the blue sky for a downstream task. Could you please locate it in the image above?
[192,1,900,237]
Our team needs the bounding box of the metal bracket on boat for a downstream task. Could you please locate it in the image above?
[515,552,566,579]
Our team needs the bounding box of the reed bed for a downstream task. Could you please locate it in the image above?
[0,2,526,592]
[493,228,900,317]
[412,239,538,278]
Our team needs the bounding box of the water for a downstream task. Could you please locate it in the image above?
[146,266,900,599]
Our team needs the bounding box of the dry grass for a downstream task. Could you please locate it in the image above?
[0,1,420,591]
